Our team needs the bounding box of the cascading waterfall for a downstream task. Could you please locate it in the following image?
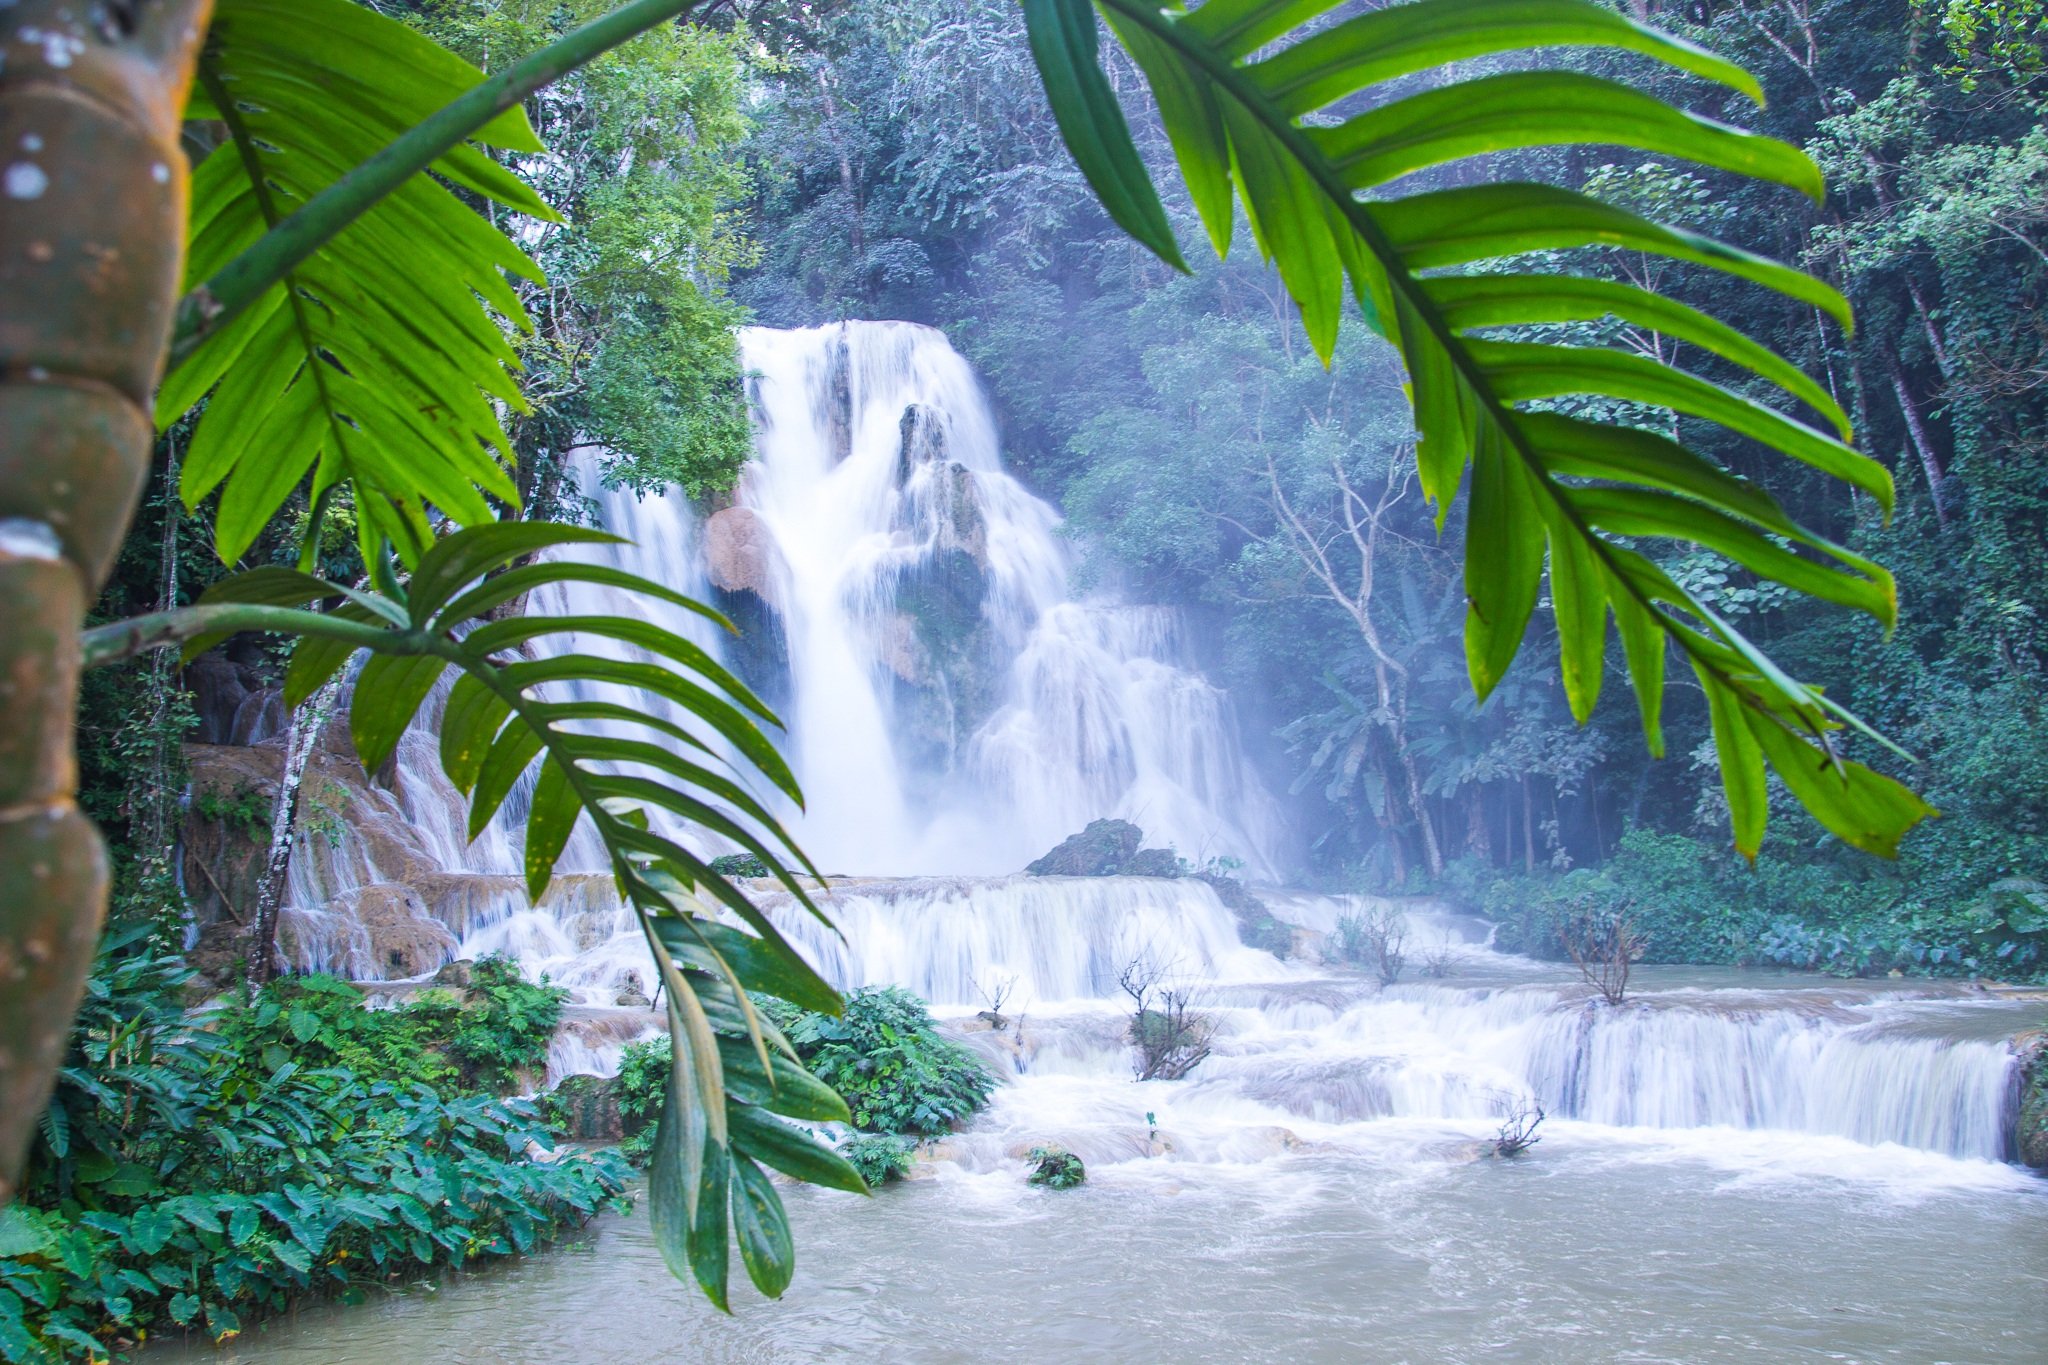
[263,320,2035,1172]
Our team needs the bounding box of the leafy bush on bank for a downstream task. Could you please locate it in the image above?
[0,938,624,1362]
[767,987,994,1138]
[211,956,566,1099]
[1458,828,2048,979]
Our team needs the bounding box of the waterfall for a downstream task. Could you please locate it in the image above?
[260,320,2032,1170]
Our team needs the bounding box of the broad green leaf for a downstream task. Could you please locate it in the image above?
[1021,0,1187,270]
[1701,673,1768,857]
[1035,0,1932,858]
[727,1106,868,1195]
[350,653,450,774]
[730,1156,795,1298]
[1313,72,1821,200]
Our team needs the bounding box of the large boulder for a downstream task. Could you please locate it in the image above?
[549,1073,625,1142]
[702,505,784,602]
[1026,819,1144,877]
[2017,1030,2048,1169]
[1123,848,1183,879]
[325,883,459,979]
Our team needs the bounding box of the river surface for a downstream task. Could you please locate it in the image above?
[156,1108,2046,1364]
[155,934,2048,1364]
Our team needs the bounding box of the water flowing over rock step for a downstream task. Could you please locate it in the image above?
[310,866,2039,1166]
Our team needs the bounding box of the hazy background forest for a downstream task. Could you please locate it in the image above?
[83,0,2048,981]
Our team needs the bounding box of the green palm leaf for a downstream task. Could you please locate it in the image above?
[183,524,865,1303]
[1025,0,1934,856]
[159,0,556,565]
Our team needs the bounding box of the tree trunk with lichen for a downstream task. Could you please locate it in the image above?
[0,0,210,1203]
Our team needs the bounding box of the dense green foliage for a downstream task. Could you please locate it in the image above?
[768,988,995,1138]
[1026,1145,1086,1189]
[838,1134,916,1187]
[733,0,2048,977]
[216,957,567,1097]
[0,938,624,1361]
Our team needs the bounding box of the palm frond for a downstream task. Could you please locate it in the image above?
[160,0,556,565]
[1026,0,1934,856]
[189,523,864,1306]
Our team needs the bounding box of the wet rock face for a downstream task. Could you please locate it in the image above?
[184,641,283,745]
[549,1073,625,1142]
[1122,848,1183,879]
[703,505,784,603]
[314,884,459,979]
[1026,819,1145,877]
[2016,1031,2048,1169]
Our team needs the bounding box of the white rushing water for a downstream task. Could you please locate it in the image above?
[266,321,2037,1175]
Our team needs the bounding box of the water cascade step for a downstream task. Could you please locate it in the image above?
[258,321,2035,1172]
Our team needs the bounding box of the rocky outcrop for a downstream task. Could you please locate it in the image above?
[549,1073,626,1142]
[2016,1030,2048,1169]
[1026,819,1144,877]
[1123,848,1183,878]
[1198,873,1297,959]
[317,884,459,979]
[703,505,784,603]
[1022,820,1188,883]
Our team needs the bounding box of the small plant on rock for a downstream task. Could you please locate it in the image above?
[1490,1094,1546,1158]
[1329,905,1409,986]
[1027,1145,1086,1189]
[1559,899,1650,1006]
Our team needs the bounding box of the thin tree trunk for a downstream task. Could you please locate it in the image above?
[1522,777,1535,874]
[1888,361,1951,525]
[0,0,212,1201]
[246,675,344,991]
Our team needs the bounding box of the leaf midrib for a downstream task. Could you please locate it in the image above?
[1094,0,1846,755]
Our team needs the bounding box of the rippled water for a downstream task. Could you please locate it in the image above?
[153,1123,2047,1364]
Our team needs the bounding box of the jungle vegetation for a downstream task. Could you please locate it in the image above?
[0,0,2005,1351]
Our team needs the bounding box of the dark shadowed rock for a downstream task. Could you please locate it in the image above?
[1123,848,1183,878]
[549,1073,624,1142]
[1026,819,1144,877]
[2016,1030,2048,1169]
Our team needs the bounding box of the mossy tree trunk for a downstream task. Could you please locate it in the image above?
[0,0,211,1201]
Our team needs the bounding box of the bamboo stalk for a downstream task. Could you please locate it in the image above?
[0,0,213,1202]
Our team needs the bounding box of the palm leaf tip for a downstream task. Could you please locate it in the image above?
[1029,0,1932,857]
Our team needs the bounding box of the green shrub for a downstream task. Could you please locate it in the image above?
[3,935,625,1361]
[1026,1145,1085,1189]
[214,955,565,1099]
[772,987,994,1137]
[1465,827,2048,979]
[838,1133,914,1187]
[611,1037,671,1165]
[707,853,770,878]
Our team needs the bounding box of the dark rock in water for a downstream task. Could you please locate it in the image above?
[1027,819,1144,877]
[1198,872,1294,959]
[550,1073,624,1142]
[1123,847,1183,879]
[2016,1030,2048,1169]
[615,972,652,1009]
